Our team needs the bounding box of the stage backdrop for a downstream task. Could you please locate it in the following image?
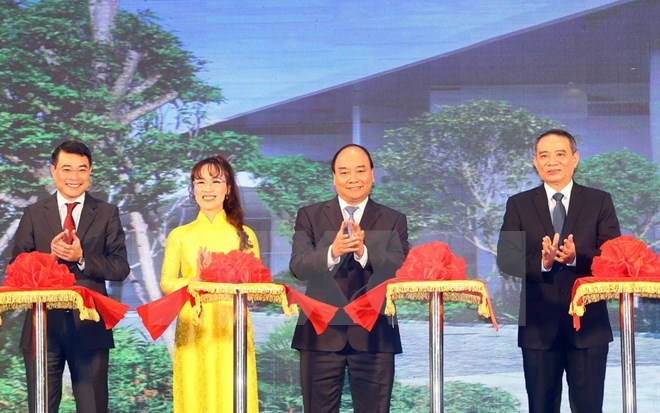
[0,1,658,412]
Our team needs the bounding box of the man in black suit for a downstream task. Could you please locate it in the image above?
[497,129,620,413]
[290,144,409,413]
[12,140,130,413]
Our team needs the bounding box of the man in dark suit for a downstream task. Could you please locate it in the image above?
[12,140,130,413]
[290,144,409,413]
[497,129,620,413]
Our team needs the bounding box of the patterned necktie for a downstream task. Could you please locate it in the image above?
[551,193,566,236]
[63,202,80,244]
[344,205,359,235]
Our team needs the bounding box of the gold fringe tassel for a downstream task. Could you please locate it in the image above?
[0,290,99,325]
[384,280,493,319]
[187,282,296,324]
[570,281,660,317]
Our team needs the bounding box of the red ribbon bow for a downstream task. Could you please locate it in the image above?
[592,235,660,278]
[199,250,272,283]
[395,241,467,281]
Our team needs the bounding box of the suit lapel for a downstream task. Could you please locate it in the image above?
[323,197,344,230]
[324,197,382,231]
[563,183,585,236]
[76,194,97,241]
[359,198,381,230]
[322,198,349,266]
[531,185,555,236]
[44,195,63,236]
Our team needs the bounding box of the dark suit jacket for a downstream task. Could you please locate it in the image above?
[12,193,130,351]
[497,182,620,350]
[290,197,409,353]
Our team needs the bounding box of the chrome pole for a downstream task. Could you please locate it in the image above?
[233,291,248,413]
[429,291,444,412]
[33,301,47,413]
[620,293,636,413]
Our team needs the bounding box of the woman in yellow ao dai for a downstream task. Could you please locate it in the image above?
[160,156,259,412]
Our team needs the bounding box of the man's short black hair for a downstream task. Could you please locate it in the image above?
[534,129,577,154]
[331,143,374,172]
[51,140,92,167]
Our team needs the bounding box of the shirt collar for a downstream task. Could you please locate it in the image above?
[56,191,86,209]
[543,180,573,204]
[337,196,369,212]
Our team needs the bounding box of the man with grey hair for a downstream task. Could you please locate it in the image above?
[497,129,620,413]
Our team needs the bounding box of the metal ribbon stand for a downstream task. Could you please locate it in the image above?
[187,282,288,413]
[33,301,48,413]
[1,288,107,413]
[570,279,656,413]
[429,291,444,412]
[619,293,636,413]
[385,280,497,413]
[233,291,248,413]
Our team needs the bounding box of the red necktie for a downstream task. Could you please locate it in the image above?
[63,202,80,244]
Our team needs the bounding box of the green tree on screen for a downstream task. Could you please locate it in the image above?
[0,313,27,411]
[0,0,260,352]
[250,156,334,238]
[376,99,558,256]
[576,149,659,248]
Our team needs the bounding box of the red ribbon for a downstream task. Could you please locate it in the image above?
[571,276,660,331]
[136,286,194,340]
[343,281,391,331]
[4,251,76,288]
[284,285,339,335]
[396,241,467,281]
[592,235,660,278]
[0,285,129,329]
[199,250,272,283]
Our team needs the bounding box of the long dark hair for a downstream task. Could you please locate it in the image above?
[190,156,252,251]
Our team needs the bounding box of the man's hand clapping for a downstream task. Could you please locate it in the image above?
[331,221,365,259]
[50,229,83,262]
[542,233,576,269]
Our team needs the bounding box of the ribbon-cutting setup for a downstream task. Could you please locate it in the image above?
[568,235,660,413]
[0,251,129,330]
[137,242,498,340]
[2,244,500,413]
[136,242,498,413]
[0,252,129,413]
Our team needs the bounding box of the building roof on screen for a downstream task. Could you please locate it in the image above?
[119,0,633,123]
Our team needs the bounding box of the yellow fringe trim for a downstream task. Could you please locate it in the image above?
[570,281,660,317]
[384,280,493,319]
[0,290,100,325]
[187,282,297,325]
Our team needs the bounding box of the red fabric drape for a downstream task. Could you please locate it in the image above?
[284,286,339,335]
[136,287,194,340]
[343,281,391,332]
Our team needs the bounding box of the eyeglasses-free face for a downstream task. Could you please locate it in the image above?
[533,133,580,191]
[333,146,374,204]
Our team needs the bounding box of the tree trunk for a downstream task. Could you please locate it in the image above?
[89,0,118,43]
[129,211,161,302]
[89,0,119,85]
[129,211,176,352]
[0,218,21,258]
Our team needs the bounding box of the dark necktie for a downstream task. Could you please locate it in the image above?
[552,193,566,236]
[63,202,80,244]
[344,205,359,235]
